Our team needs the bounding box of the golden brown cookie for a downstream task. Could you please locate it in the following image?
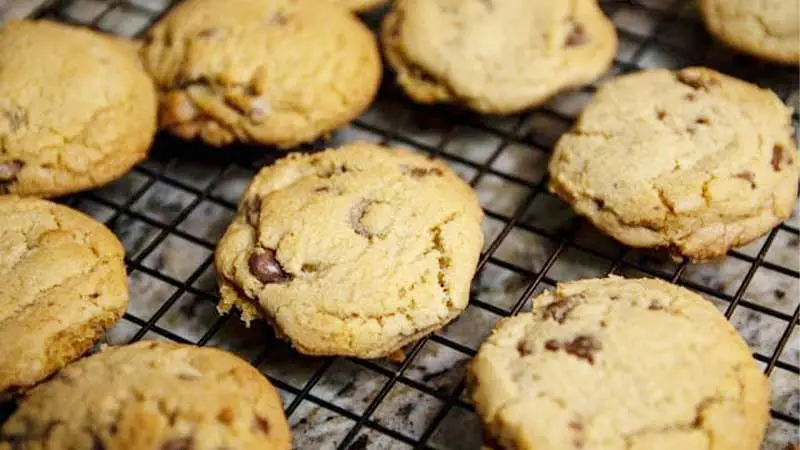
[0,341,291,450]
[469,277,770,450]
[549,67,798,261]
[215,142,484,358]
[0,20,157,198]
[141,0,381,149]
[0,196,128,398]
[381,0,617,114]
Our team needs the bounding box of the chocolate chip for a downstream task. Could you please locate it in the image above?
[656,110,666,120]
[0,160,23,182]
[695,117,710,125]
[772,144,785,171]
[517,340,533,356]
[162,438,192,450]
[734,171,756,188]
[248,249,289,284]
[565,22,588,47]
[543,298,577,324]
[544,335,601,364]
[676,70,718,91]
[350,199,374,238]
[253,415,270,434]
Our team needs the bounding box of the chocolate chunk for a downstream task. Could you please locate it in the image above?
[350,199,374,238]
[695,117,710,125]
[543,298,576,324]
[676,70,718,91]
[544,335,601,364]
[565,22,588,47]
[248,249,289,284]
[253,415,270,434]
[162,438,192,450]
[0,160,23,182]
[772,144,785,171]
[734,171,756,188]
[656,110,666,120]
[517,340,533,356]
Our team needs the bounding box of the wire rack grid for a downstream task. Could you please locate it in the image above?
[0,0,798,449]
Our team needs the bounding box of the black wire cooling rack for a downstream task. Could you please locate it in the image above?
[0,0,798,449]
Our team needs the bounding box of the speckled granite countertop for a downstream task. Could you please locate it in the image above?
[1,0,798,449]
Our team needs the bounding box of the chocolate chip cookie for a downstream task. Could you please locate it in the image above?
[0,196,128,398]
[0,341,291,450]
[698,0,799,65]
[0,20,157,198]
[141,0,381,149]
[468,276,770,450]
[215,142,484,358]
[381,0,617,114]
[549,67,798,261]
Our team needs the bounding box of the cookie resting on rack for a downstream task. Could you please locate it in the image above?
[0,196,128,399]
[0,341,291,450]
[215,142,484,358]
[381,0,617,114]
[698,0,799,65]
[468,276,770,450]
[0,20,157,198]
[140,0,381,149]
[548,67,798,261]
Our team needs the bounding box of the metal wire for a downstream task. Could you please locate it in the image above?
[1,0,797,448]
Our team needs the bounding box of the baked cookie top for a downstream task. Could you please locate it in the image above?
[215,143,484,358]
[381,0,617,114]
[548,67,798,261]
[469,276,770,450]
[0,341,291,450]
[698,0,799,65]
[0,20,157,198]
[0,196,128,398]
[141,0,381,148]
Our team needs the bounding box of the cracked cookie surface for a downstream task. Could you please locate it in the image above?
[698,0,799,65]
[215,143,484,358]
[0,196,128,398]
[381,0,617,114]
[548,67,798,261]
[468,276,770,450]
[0,20,157,198]
[141,0,381,149]
[0,341,291,450]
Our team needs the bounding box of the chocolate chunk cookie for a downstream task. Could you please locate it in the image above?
[0,196,128,398]
[215,142,484,358]
[0,20,157,198]
[549,67,798,261]
[0,341,291,450]
[468,276,770,450]
[141,0,381,148]
[698,0,799,65]
[381,0,617,114]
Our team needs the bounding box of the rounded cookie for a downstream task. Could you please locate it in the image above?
[0,20,157,198]
[0,196,128,398]
[0,341,291,450]
[468,276,770,450]
[141,0,381,149]
[381,0,617,114]
[548,67,798,261]
[698,0,799,65]
[215,142,484,358]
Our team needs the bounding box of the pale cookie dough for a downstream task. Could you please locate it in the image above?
[549,67,799,261]
[141,0,381,149]
[0,20,157,198]
[381,0,617,114]
[215,142,484,358]
[0,196,128,399]
[468,276,770,450]
[0,341,291,450]
[698,0,800,65]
